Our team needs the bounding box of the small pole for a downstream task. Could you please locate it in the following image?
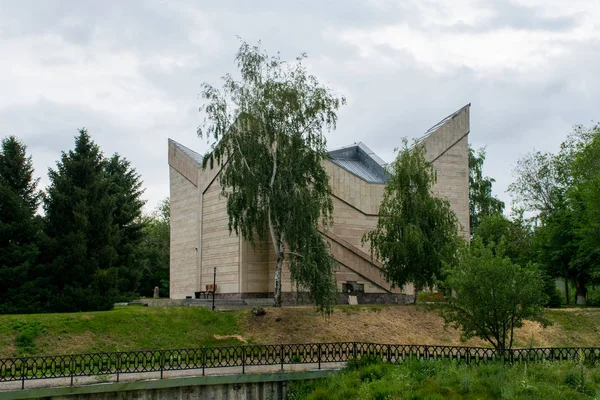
[242,347,246,374]
[212,267,216,312]
[318,345,321,370]
[281,344,284,371]
[160,351,164,379]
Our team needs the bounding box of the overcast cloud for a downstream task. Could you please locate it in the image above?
[1,0,598,213]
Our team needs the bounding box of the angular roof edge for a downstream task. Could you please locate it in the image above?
[328,142,390,184]
[168,138,204,166]
[414,103,471,145]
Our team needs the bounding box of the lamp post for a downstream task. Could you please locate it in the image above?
[212,267,216,311]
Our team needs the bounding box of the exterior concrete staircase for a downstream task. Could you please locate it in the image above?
[321,230,400,294]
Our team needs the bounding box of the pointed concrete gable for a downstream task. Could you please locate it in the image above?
[168,139,201,187]
[418,104,470,163]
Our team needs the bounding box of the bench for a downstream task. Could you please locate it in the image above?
[194,284,218,299]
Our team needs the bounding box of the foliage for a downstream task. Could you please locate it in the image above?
[0,131,152,313]
[511,123,600,305]
[469,146,505,235]
[0,136,47,314]
[106,154,146,296]
[137,198,170,297]
[13,321,47,355]
[441,238,548,352]
[474,213,533,266]
[289,359,600,400]
[197,40,344,312]
[363,139,461,300]
[43,129,120,312]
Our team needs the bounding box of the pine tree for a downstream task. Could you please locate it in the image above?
[0,136,46,313]
[106,154,146,295]
[43,129,119,311]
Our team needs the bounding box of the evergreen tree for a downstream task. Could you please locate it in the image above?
[106,154,146,295]
[0,136,46,313]
[43,129,119,311]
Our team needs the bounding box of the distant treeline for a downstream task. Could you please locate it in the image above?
[0,130,169,314]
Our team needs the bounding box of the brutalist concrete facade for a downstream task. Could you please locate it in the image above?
[168,105,470,302]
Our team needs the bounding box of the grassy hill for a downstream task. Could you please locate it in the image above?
[1,305,599,358]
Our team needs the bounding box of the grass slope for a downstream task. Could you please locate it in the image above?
[0,306,241,357]
[241,306,600,349]
[1,305,599,358]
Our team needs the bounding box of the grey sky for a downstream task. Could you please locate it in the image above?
[1,0,599,213]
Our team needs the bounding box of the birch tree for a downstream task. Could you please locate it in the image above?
[197,41,344,312]
[363,139,461,302]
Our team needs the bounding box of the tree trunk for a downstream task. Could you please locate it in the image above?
[576,278,587,306]
[273,241,284,308]
[412,286,419,304]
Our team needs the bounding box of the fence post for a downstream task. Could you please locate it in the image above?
[70,355,74,386]
[160,351,164,379]
[202,348,206,376]
[281,344,284,371]
[21,359,25,390]
[387,345,391,363]
[242,347,246,374]
[318,345,321,370]
[353,342,357,360]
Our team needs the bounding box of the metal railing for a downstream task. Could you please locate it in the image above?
[1,343,599,389]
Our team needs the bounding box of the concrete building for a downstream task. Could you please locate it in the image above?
[168,104,470,303]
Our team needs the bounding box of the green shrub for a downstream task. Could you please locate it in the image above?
[546,288,564,308]
[587,285,600,306]
[358,363,389,382]
[305,387,330,400]
[13,321,46,353]
[347,354,381,370]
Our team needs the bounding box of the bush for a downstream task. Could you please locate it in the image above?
[546,288,564,308]
[587,285,600,306]
[347,354,381,370]
[417,291,446,303]
[13,321,46,354]
[358,363,389,382]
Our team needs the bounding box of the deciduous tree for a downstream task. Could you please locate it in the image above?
[138,198,170,297]
[469,146,504,235]
[363,139,461,302]
[441,238,548,352]
[198,40,344,312]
